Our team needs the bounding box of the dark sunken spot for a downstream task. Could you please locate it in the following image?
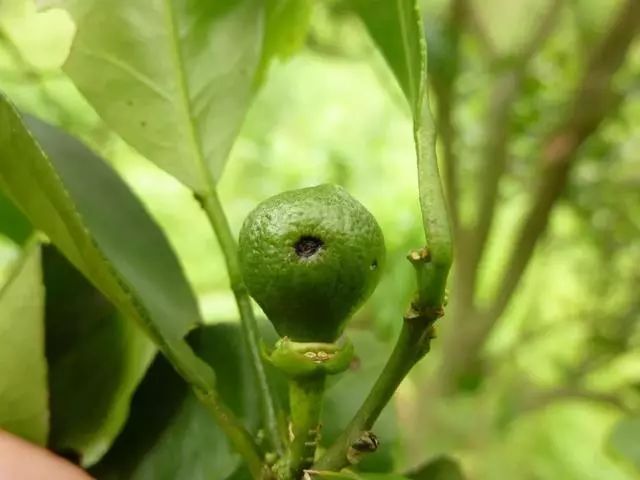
[295,236,323,258]
[370,259,378,270]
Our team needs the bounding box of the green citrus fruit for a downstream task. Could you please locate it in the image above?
[239,184,385,342]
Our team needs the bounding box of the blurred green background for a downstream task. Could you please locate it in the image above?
[0,0,638,478]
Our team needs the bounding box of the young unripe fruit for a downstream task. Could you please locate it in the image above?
[239,184,385,342]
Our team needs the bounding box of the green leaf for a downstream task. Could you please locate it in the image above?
[349,0,426,116]
[406,456,465,480]
[0,240,48,445]
[307,471,411,480]
[322,331,399,473]
[0,190,31,245]
[306,472,361,480]
[53,0,265,192]
[91,323,259,480]
[43,246,154,466]
[608,416,640,472]
[0,96,213,394]
[257,0,312,81]
[351,0,451,282]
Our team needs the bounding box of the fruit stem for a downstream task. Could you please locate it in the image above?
[285,375,326,479]
[196,189,284,457]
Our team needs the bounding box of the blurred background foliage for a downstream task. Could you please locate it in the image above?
[0,0,638,478]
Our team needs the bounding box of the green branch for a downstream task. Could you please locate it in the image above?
[314,1,453,469]
[197,189,284,457]
[315,86,451,472]
[413,90,453,308]
[313,319,435,471]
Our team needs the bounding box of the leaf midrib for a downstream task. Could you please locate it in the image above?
[162,0,213,193]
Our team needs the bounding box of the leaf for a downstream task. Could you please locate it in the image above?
[349,0,425,116]
[51,0,265,192]
[306,472,361,480]
[0,96,214,396]
[91,323,259,480]
[322,331,399,473]
[350,0,451,277]
[257,0,312,81]
[0,240,48,445]
[43,246,154,466]
[608,416,640,472]
[0,190,31,245]
[307,471,411,480]
[406,456,465,480]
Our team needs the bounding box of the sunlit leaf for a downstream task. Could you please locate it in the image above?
[51,0,264,192]
[44,246,154,466]
[91,323,259,480]
[0,240,48,445]
[0,95,214,396]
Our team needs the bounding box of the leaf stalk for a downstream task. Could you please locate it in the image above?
[197,189,284,458]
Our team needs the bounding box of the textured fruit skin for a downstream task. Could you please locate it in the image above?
[239,184,385,342]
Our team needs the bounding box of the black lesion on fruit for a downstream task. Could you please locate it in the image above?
[370,259,378,270]
[295,236,324,258]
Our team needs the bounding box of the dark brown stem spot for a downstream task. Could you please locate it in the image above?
[295,236,323,258]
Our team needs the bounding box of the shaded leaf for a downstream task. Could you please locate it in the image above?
[0,96,213,396]
[0,190,31,245]
[54,0,265,192]
[608,416,640,472]
[43,246,154,466]
[0,241,48,444]
[349,0,425,116]
[91,323,259,480]
[406,455,465,480]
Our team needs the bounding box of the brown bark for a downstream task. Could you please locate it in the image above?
[438,0,640,393]
[438,0,565,393]
[456,0,563,311]
[487,0,640,323]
